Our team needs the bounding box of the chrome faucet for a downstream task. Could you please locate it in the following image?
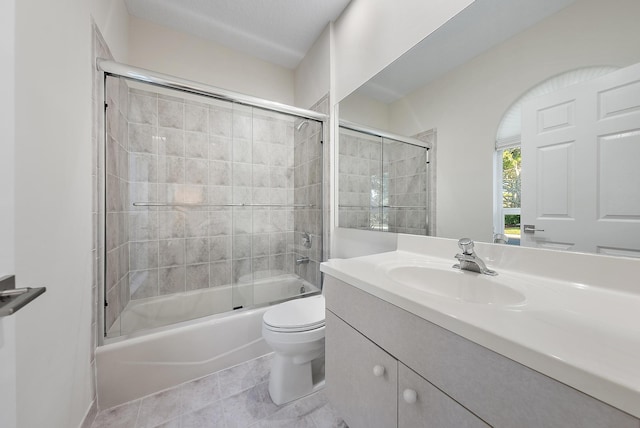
[453,238,498,276]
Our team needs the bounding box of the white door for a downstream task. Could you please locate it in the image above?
[521,63,640,257]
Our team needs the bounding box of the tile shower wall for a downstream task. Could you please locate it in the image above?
[104,75,130,332]
[293,116,323,287]
[91,24,113,423]
[384,140,428,234]
[338,129,382,229]
[315,95,332,267]
[108,83,317,312]
[338,128,427,233]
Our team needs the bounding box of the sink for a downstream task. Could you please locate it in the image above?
[384,264,526,305]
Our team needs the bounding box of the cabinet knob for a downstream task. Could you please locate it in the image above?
[373,365,385,377]
[403,389,417,404]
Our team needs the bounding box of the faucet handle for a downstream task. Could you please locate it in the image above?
[458,238,475,254]
[302,232,312,249]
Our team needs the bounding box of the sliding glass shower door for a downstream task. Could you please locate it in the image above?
[103,75,323,338]
[338,126,428,234]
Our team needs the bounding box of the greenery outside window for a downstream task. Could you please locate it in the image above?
[502,147,521,242]
[494,145,521,245]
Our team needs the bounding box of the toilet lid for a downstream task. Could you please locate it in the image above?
[263,295,325,332]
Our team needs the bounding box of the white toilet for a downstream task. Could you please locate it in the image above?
[261,294,326,405]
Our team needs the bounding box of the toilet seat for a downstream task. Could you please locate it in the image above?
[263,295,325,333]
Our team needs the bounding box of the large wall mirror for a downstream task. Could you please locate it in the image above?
[337,0,640,257]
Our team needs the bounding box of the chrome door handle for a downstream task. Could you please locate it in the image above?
[523,224,545,233]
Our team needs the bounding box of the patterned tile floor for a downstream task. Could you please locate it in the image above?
[90,353,347,428]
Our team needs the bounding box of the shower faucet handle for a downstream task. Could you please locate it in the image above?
[302,232,312,249]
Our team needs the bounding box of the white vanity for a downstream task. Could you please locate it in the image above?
[320,235,640,428]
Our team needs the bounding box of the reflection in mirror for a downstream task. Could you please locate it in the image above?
[493,66,618,247]
[338,0,640,257]
[338,123,430,234]
[338,128,382,230]
[519,64,640,256]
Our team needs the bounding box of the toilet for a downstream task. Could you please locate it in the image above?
[262,294,326,405]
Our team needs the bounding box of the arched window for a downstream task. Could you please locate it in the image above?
[493,66,618,244]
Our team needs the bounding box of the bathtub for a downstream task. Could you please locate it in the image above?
[96,274,319,409]
[108,273,317,337]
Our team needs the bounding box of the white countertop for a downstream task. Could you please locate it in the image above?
[320,243,640,418]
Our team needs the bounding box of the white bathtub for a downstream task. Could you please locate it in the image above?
[97,274,319,409]
[108,273,318,337]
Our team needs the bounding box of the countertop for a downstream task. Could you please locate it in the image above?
[320,243,640,418]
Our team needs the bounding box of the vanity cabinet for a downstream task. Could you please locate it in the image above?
[326,310,397,428]
[324,275,639,428]
[327,310,488,428]
[397,363,489,428]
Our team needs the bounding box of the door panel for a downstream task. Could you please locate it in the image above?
[521,63,640,255]
[398,363,489,428]
[326,310,398,428]
[536,141,574,218]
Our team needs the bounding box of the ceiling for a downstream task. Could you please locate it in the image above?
[125,0,352,69]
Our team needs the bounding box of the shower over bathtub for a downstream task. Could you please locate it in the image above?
[96,59,325,408]
[107,273,319,337]
[96,274,320,408]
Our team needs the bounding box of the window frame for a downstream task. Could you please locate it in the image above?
[494,141,521,240]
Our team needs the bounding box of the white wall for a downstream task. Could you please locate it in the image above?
[91,0,130,62]
[333,0,473,102]
[332,228,398,259]
[387,0,640,242]
[328,0,472,258]
[0,0,17,424]
[128,16,295,105]
[12,1,128,427]
[0,317,16,428]
[338,91,390,130]
[294,23,331,109]
[0,0,16,279]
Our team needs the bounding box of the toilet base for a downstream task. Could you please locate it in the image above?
[268,353,325,405]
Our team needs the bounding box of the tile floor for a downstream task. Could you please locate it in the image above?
[90,353,347,428]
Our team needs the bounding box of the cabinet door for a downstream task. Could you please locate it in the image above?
[398,363,489,428]
[326,310,398,428]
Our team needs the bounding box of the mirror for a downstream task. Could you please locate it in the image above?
[338,0,640,257]
[338,125,429,234]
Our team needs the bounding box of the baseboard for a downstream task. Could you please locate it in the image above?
[79,399,97,428]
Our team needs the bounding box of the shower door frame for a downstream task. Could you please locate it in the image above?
[337,120,432,235]
[98,59,327,340]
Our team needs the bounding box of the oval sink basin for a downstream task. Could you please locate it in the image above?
[385,265,526,305]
